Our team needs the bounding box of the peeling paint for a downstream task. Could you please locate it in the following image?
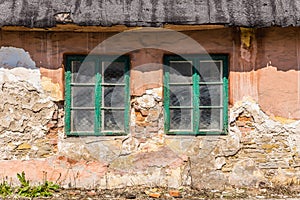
[0,47,36,69]
[41,76,63,101]
[240,28,255,49]
[0,47,42,91]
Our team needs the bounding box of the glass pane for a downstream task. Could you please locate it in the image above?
[199,85,222,106]
[103,110,124,131]
[71,110,94,132]
[71,61,81,82]
[199,108,222,130]
[170,86,192,106]
[103,86,125,107]
[199,61,222,82]
[72,87,94,107]
[72,61,95,83]
[103,61,125,83]
[169,61,192,83]
[170,108,192,130]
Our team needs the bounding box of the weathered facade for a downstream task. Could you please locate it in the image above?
[0,0,300,190]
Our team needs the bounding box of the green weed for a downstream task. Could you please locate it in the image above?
[0,178,13,197]
[17,171,60,198]
[16,172,59,197]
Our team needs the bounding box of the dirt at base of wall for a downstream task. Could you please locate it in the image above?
[3,185,300,200]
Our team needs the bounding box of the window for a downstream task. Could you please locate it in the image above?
[163,55,228,135]
[65,55,130,136]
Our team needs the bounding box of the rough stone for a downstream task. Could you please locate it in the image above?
[229,159,266,187]
[17,143,32,150]
[136,94,156,109]
[0,81,57,160]
[215,157,226,170]
[131,89,164,144]
[110,146,184,172]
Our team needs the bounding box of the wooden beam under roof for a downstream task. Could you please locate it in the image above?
[0,24,226,32]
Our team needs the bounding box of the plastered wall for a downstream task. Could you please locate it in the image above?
[0,27,299,119]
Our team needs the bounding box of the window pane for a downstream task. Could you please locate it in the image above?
[72,87,94,107]
[103,110,124,131]
[71,61,81,82]
[103,61,126,83]
[169,61,192,83]
[199,85,222,106]
[72,61,95,83]
[103,86,125,107]
[199,108,222,130]
[71,110,94,132]
[170,108,192,130]
[199,61,222,82]
[169,85,192,106]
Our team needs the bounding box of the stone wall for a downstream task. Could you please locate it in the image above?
[131,88,164,140]
[223,98,300,188]
[0,47,60,160]
[0,79,300,189]
[0,27,300,190]
[0,81,58,160]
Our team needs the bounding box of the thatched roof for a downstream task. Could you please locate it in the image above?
[0,0,299,28]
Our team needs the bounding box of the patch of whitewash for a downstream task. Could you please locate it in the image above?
[0,46,42,91]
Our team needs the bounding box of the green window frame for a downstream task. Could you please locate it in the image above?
[163,54,228,135]
[65,55,130,136]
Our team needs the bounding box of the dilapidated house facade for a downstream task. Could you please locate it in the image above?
[0,0,300,189]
